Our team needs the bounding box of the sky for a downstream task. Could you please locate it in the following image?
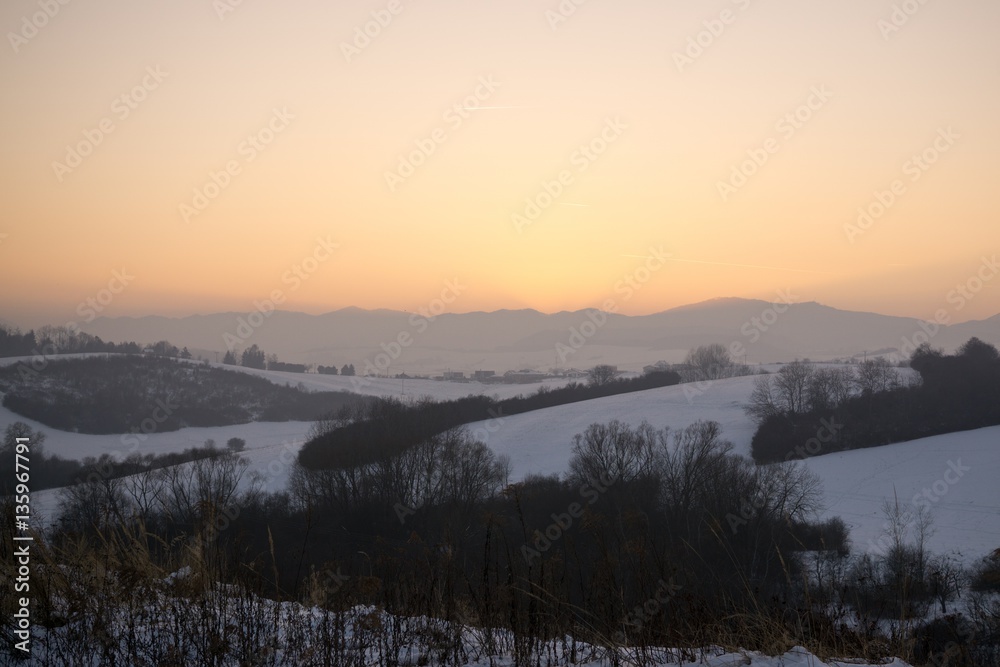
[1,0,998,328]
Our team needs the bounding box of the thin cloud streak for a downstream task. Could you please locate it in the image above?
[656,257,837,275]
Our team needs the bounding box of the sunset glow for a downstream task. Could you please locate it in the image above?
[2,0,998,327]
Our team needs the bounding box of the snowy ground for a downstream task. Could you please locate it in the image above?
[0,353,584,466]
[466,375,760,477]
[0,351,585,400]
[1,353,578,524]
[804,427,1000,562]
[20,421,312,528]
[23,589,916,667]
[462,374,1000,563]
[214,362,584,401]
[4,355,997,563]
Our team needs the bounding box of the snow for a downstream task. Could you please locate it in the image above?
[803,426,1000,562]
[464,375,761,477]
[5,354,988,664]
[4,355,998,563]
[0,351,583,401]
[210,361,585,401]
[24,588,914,667]
[0,353,579,503]
[23,428,308,529]
[460,374,1000,563]
[0,401,313,463]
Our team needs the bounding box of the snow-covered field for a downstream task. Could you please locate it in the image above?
[15,415,313,527]
[0,353,580,523]
[0,351,583,399]
[463,375,1000,563]
[466,375,760,476]
[215,362,584,400]
[805,427,1000,562]
[0,353,583,465]
[4,355,997,563]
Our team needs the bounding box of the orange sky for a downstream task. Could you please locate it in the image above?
[1,0,998,328]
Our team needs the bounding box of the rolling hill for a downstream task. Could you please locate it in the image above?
[13,363,998,564]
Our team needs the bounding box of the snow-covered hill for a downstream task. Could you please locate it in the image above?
[465,374,760,476]
[6,357,997,563]
[804,427,1000,561]
[460,375,1000,562]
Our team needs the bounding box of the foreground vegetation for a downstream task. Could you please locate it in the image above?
[3,414,998,665]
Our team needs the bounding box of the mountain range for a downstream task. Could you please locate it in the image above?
[78,298,999,374]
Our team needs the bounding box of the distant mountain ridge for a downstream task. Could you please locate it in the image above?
[78,299,1000,374]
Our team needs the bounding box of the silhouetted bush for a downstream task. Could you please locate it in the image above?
[971,549,1000,592]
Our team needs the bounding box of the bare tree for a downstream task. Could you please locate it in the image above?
[807,368,844,411]
[657,420,736,525]
[587,364,618,386]
[773,361,813,414]
[750,364,854,422]
[928,554,966,614]
[744,374,781,425]
[754,462,823,524]
[568,420,659,487]
[855,358,899,396]
[828,366,856,405]
[57,475,130,534]
[119,460,167,524]
[3,421,46,452]
[289,463,363,513]
[160,451,258,530]
[684,344,733,381]
[879,495,934,614]
[436,430,510,510]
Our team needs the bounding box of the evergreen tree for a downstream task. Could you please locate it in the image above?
[241,344,266,369]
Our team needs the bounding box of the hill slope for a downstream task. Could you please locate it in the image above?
[460,375,1000,562]
[10,365,998,562]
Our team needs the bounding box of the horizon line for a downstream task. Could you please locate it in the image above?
[5,297,997,330]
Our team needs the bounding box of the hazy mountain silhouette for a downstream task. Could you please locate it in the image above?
[78,299,999,373]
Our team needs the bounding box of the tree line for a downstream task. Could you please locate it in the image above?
[748,338,1000,463]
[0,323,185,358]
[0,355,367,434]
[297,370,681,470]
[222,343,356,375]
[6,383,1000,663]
